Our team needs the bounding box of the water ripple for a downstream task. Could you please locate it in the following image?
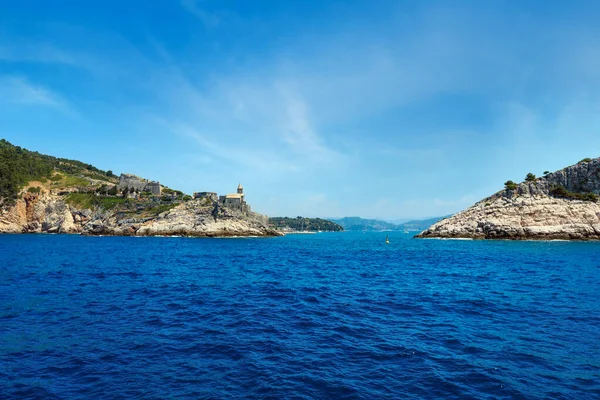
[1,233,599,399]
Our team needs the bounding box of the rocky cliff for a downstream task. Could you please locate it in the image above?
[0,187,280,238]
[416,158,600,240]
[87,200,279,237]
[0,190,83,234]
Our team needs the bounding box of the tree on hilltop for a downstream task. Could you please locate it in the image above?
[504,180,518,190]
[525,173,536,182]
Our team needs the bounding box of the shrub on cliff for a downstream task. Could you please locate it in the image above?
[525,173,536,182]
[580,158,592,163]
[504,180,518,190]
[549,185,598,202]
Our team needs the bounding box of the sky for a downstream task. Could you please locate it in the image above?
[2,0,600,220]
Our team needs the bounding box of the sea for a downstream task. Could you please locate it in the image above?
[1,232,599,399]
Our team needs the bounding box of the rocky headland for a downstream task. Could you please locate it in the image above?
[416,158,600,240]
[0,140,280,238]
[0,184,281,238]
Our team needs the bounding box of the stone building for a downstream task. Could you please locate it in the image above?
[219,183,251,214]
[194,192,218,202]
[118,173,162,196]
[146,181,162,196]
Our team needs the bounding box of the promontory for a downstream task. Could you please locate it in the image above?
[416,157,600,240]
[0,139,281,237]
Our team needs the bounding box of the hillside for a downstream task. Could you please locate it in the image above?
[269,217,343,232]
[0,140,279,237]
[0,139,117,204]
[417,158,600,240]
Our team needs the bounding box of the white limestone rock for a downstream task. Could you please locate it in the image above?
[417,158,600,240]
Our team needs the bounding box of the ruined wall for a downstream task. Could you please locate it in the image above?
[118,174,162,195]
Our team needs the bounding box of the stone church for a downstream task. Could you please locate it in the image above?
[219,183,251,214]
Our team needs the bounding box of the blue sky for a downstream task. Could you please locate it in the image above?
[2,0,600,220]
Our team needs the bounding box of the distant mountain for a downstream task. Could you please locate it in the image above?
[397,216,449,232]
[331,217,397,231]
[331,216,447,232]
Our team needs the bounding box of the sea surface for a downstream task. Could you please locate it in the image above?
[1,232,599,399]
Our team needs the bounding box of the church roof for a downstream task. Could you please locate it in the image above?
[225,194,243,199]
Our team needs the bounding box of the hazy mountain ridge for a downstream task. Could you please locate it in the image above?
[332,216,446,232]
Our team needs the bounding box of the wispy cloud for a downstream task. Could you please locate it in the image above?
[277,84,340,161]
[180,0,220,28]
[0,76,74,114]
[157,120,298,175]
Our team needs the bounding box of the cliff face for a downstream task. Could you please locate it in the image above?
[86,199,279,237]
[0,193,281,238]
[0,192,85,234]
[417,158,600,240]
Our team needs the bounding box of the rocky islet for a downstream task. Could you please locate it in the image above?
[417,158,600,240]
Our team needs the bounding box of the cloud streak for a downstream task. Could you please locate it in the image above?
[0,76,73,114]
[180,0,220,28]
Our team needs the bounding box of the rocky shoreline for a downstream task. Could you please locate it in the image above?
[416,158,600,240]
[0,193,282,238]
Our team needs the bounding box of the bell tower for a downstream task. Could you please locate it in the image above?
[237,183,243,195]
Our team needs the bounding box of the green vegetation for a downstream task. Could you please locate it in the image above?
[51,173,91,188]
[0,139,114,203]
[162,188,184,196]
[269,217,344,232]
[504,180,518,190]
[580,158,592,163]
[65,193,128,210]
[525,173,536,182]
[0,140,54,202]
[543,171,550,175]
[549,185,598,202]
[27,187,41,194]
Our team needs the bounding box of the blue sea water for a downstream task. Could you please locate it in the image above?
[0,232,599,399]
